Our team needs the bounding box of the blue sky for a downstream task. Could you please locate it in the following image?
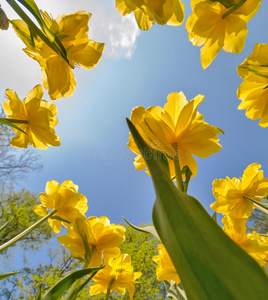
[1,0,268,231]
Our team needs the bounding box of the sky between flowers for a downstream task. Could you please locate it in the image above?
[0,0,268,226]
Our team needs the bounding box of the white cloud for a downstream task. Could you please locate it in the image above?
[108,14,140,58]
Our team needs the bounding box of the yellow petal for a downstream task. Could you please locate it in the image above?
[44,55,76,100]
[69,41,104,69]
[167,0,184,26]
[223,15,247,54]
[134,9,154,30]
[116,0,137,15]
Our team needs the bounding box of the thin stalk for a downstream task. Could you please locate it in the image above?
[0,118,28,124]
[172,143,184,192]
[0,210,56,253]
[6,0,69,64]
[222,0,246,19]
[105,288,111,300]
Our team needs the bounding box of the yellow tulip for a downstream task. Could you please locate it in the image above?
[12,11,104,100]
[2,85,60,149]
[222,215,268,266]
[185,0,262,69]
[237,43,268,127]
[116,0,184,30]
[34,180,88,233]
[89,254,142,299]
[211,163,268,218]
[58,216,125,267]
[153,244,180,284]
[128,91,223,179]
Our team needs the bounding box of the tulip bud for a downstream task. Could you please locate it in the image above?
[0,6,9,30]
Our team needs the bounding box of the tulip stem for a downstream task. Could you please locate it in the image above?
[0,117,28,124]
[0,210,57,253]
[222,0,246,19]
[106,288,111,300]
[172,143,184,192]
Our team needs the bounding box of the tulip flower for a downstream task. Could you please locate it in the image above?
[128,91,223,180]
[58,216,125,267]
[153,244,180,284]
[211,163,268,218]
[12,11,104,100]
[186,0,262,69]
[237,43,268,127]
[89,254,142,299]
[34,180,88,233]
[2,85,60,149]
[222,215,268,266]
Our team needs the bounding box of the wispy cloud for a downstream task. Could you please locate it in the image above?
[107,14,140,58]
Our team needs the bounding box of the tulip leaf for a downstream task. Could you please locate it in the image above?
[127,118,268,300]
[41,267,103,300]
[65,270,99,300]
[122,216,160,241]
[167,281,187,300]
[0,117,28,135]
[17,0,68,60]
[7,0,69,65]
[0,271,19,281]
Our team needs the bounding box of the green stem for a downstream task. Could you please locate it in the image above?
[0,210,56,253]
[6,0,69,64]
[105,288,111,300]
[1,118,28,124]
[172,143,184,192]
[222,0,246,19]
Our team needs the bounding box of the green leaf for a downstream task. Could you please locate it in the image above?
[41,267,103,300]
[127,118,268,300]
[122,216,160,241]
[0,118,28,135]
[0,271,19,281]
[65,270,99,300]
[17,0,68,62]
[167,281,187,300]
[0,217,13,233]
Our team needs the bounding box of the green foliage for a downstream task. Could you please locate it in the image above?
[0,184,52,251]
